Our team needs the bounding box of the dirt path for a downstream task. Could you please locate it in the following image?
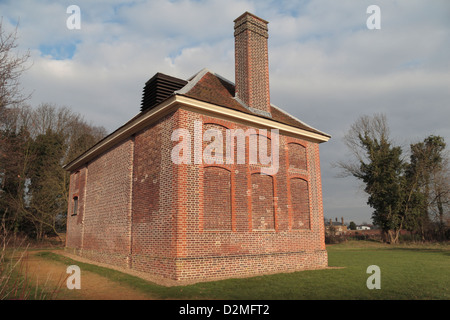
[21,251,155,300]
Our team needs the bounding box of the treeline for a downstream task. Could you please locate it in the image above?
[0,21,107,241]
[0,104,107,240]
[338,114,450,243]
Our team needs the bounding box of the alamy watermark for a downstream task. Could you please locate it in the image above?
[366,265,381,289]
[171,121,280,175]
[66,265,81,289]
[367,5,381,30]
[66,5,81,30]
[66,5,379,31]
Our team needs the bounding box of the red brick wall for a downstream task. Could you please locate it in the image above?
[175,108,327,281]
[288,142,307,170]
[251,173,275,230]
[65,166,87,251]
[65,137,134,268]
[130,113,179,279]
[203,166,232,231]
[290,178,310,229]
[65,107,328,282]
[81,138,134,267]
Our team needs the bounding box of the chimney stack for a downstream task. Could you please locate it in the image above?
[234,12,271,117]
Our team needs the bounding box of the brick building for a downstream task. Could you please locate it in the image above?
[64,12,331,282]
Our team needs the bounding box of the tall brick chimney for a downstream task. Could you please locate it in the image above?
[234,12,271,117]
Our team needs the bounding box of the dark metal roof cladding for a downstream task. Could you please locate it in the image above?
[140,73,188,112]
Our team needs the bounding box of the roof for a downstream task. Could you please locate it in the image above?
[141,73,188,112]
[175,68,330,137]
[63,69,330,172]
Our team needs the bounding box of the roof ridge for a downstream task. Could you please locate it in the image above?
[174,68,211,95]
[174,69,330,138]
[270,103,331,138]
[175,68,237,95]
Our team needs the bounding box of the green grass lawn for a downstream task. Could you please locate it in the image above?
[38,241,450,300]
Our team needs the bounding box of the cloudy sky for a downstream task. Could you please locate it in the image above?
[1,0,449,224]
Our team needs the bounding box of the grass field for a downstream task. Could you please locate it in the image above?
[31,240,450,300]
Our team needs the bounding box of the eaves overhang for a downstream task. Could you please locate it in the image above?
[63,94,331,172]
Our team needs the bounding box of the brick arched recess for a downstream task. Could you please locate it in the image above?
[250,173,275,231]
[203,166,232,231]
[199,121,236,232]
[247,130,278,232]
[288,142,307,171]
[289,177,310,230]
[285,141,312,231]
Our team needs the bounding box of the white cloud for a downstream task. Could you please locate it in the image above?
[1,0,449,224]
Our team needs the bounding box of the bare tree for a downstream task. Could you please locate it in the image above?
[336,114,407,243]
[336,113,391,179]
[0,19,31,111]
[25,104,107,239]
[1,102,107,240]
[429,151,450,239]
[0,105,34,234]
[0,20,110,240]
[30,103,107,162]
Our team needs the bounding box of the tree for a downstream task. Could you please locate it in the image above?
[25,105,107,238]
[349,221,357,230]
[337,114,407,243]
[338,114,449,243]
[29,103,107,163]
[0,106,34,233]
[406,135,448,240]
[0,20,30,111]
[0,104,107,239]
[430,156,450,240]
[26,129,66,240]
[0,20,31,233]
[0,21,107,240]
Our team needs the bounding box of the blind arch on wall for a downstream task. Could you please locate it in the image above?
[290,177,310,230]
[203,166,232,230]
[288,143,307,171]
[251,173,275,230]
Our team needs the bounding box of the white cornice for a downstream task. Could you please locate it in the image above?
[63,94,330,172]
[176,95,330,142]
[63,95,179,172]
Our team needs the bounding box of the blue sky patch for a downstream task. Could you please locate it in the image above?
[39,41,79,60]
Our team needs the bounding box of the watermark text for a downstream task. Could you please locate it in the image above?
[66,5,81,30]
[171,121,280,175]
